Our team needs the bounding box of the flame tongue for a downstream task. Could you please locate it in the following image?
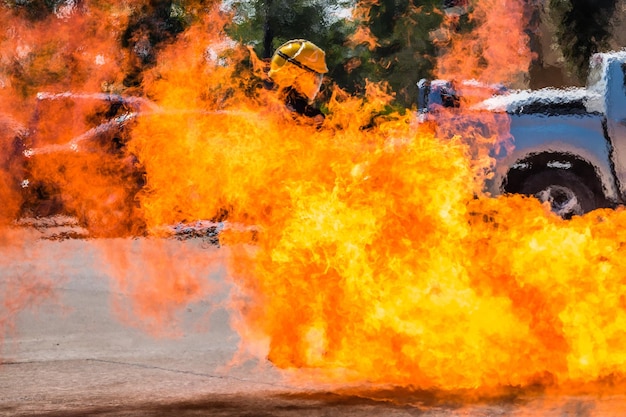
[3,0,626,395]
[229,165,626,390]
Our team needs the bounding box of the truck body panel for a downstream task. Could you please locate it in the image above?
[601,52,626,198]
[490,113,619,202]
[418,50,626,216]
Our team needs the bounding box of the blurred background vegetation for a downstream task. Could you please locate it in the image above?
[2,0,626,108]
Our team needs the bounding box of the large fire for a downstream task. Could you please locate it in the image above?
[2,0,626,397]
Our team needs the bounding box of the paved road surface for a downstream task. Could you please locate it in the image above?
[0,233,623,416]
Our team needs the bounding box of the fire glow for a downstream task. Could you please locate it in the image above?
[2,0,626,396]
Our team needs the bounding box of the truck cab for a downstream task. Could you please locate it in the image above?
[418,51,626,218]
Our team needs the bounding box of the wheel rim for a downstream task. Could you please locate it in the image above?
[535,185,584,218]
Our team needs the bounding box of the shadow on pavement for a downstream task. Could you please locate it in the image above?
[7,385,571,417]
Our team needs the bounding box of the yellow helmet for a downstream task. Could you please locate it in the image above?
[268,39,328,101]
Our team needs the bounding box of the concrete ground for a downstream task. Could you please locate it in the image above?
[0,232,623,416]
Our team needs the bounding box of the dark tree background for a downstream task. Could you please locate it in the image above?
[226,0,352,58]
[344,0,443,107]
[121,0,186,89]
[548,0,619,82]
[2,0,625,105]
[227,0,443,108]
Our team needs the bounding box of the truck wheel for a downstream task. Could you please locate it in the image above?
[518,170,598,219]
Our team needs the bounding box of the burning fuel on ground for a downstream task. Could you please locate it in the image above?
[2,0,626,401]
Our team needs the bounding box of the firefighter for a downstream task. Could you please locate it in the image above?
[267,39,328,123]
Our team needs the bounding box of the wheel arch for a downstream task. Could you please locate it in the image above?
[501,152,612,207]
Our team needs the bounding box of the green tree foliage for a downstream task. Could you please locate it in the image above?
[227,0,444,108]
[3,0,445,108]
[226,0,353,58]
[225,0,356,107]
[549,0,618,82]
[343,0,443,107]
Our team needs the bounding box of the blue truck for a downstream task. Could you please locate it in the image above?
[418,51,626,218]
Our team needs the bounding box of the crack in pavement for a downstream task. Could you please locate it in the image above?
[86,358,291,388]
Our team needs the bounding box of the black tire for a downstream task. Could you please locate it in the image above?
[518,169,599,219]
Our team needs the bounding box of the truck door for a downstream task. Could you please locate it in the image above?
[603,58,626,200]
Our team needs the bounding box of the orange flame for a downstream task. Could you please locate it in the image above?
[435,0,533,89]
[347,26,379,51]
[3,0,626,399]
